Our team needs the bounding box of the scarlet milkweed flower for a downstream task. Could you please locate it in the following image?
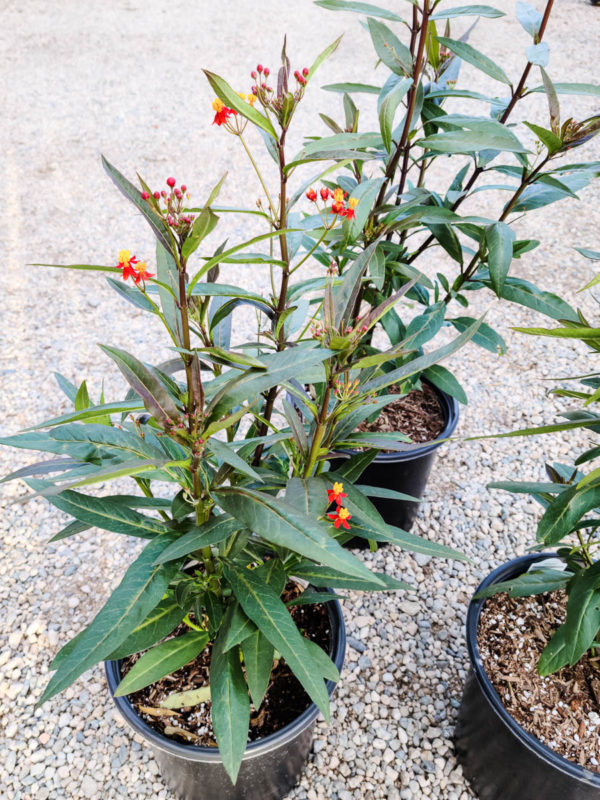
[330,202,345,215]
[333,188,345,204]
[116,249,139,282]
[320,187,330,201]
[134,261,155,284]
[327,482,347,506]
[344,197,359,220]
[306,188,317,202]
[328,506,352,530]
[212,98,236,126]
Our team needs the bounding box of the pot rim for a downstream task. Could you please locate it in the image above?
[105,589,346,764]
[466,552,600,785]
[331,377,460,464]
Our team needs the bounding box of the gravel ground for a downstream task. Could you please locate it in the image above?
[1,0,600,798]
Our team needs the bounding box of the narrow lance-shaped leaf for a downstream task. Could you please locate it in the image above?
[100,345,181,426]
[486,222,515,297]
[224,564,332,719]
[114,631,209,696]
[39,537,181,705]
[102,156,173,253]
[435,37,512,85]
[210,620,250,785]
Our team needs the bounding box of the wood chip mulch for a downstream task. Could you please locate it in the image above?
[358,382,445,447]
[478,591,600,771]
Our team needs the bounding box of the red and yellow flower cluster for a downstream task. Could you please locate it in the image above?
[212,94,257,128]
[116,250,154,285]
[305,186,359,220]
[327,482,352,530]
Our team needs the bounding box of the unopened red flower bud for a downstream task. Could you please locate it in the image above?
[141,191,150,200]
[180,184,187,193]
[251,71,257,79]
[264,67,270,77]
[166,177,176,187]
[251,85,258,94]
[257,64,263,73]
[298,76,306,86]
[161,190,167,198]
[175,188,182,199]
[261,83,267,90]
[294,70,300,80]
[306,188,317,202]
[153,191,160,199]
[302,67,309,77]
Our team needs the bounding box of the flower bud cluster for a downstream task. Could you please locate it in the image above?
[305,186,359,220]
[141,177,194,233]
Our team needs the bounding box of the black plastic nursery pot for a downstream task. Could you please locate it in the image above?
[455,553,600,800]
[105,591,346,800]
[330,379,460,537]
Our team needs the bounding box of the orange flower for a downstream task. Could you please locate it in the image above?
[306,188,317,202]
[327,482,347,506]
[344,197,358,220]
[212,97,236,126]
[133,261,154,284]
[328,506,352,530]
[116,249,139,282]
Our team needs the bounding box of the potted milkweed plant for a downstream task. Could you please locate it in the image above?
[287,0,600,531]
[456,247,600,799]
[0,39,475,800]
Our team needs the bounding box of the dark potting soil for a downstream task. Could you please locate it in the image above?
[478,591,600,771]
[120,585,332,747]
[357,382,445,446]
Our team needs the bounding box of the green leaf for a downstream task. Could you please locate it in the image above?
[379,78,412,152]
[101,157,172,252]
[350,521,468,560]
[302,637,339,682]
[537,484,600,545]
[476,275,578,322]
[106,595,187,660]
[486,221,515,296]
[208,438,263,483]
[526,42,549,68]
[114,630,209,696]
[576,247,600,261]
[539,563,600,674]
[210,625,250,785]
[223,604,256,650]
[362,318,482,394]
[224,564,331,719]
[99,345,181,426]
[107,277,157,313]
[512,325,600,340]
[26,401,144,431]
[74,382,90,412]
[315,0,404,21]
[291,561,413,591]
[417,122,526,153]
[39,537,181,704]
[153,515,242,564]
[334,241,380,328]
[307,34,344,82]
[215,486,383,584]
[322,82,381,94]
[182,207,219,259]
[423,365,467,405]
[332,449,378,482]
[523,121,562,154]
[516,1,542,37]
[25,480,171,539]
[435,37,511,85]
[285,477,329,517]
[241,630,274,708]
[474,567,571,599]
[430,4,504,19]
[368,18,413,75]
[203,70,277,140]
[530,83,600,97]
[156,242,182,344]
[33,263,120,275]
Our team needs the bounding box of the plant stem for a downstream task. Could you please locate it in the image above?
[304,381,333,477]
[252,130,291,465]
[407,0,555,263]
[238,132,277,219]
